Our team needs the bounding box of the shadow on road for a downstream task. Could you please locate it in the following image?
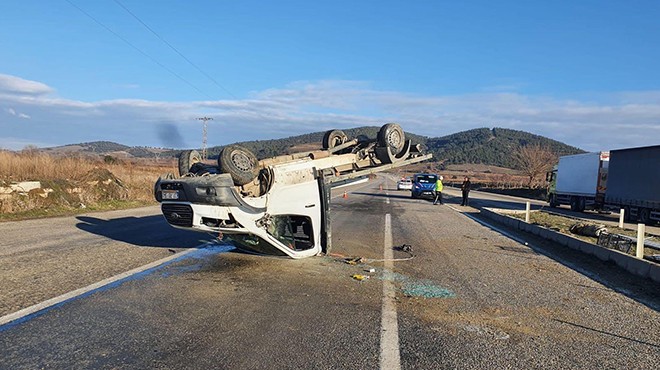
[554,319,660,349]
[76,215,210,249]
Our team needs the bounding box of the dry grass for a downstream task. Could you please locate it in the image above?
[0,150,177,219]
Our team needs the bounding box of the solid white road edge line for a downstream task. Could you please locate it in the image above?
[0,248,199,327]
[380,213,401,370]
[445,204,530,246]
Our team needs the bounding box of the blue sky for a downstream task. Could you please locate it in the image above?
[1,0,659,152]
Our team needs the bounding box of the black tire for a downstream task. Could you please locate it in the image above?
[218,145,259,186]
[377,123,405,154]
[570,197,578,212]
[577,197,586,212]
[178,150,202,176]
[322,130,348,149]
[638,208,650,224]
[623,206,633,223]
[549,194,558,208]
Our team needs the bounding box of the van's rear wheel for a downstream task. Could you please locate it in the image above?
[178,150,202,176]
[218,145,259,185]
[378,123,405,154]
[322,130,348,149]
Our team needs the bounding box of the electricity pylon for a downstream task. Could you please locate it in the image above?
[196,116,213,160]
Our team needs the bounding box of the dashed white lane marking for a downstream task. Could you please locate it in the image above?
[0,248,199,327]
[380,213,401,370]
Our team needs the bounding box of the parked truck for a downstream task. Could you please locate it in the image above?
[547,145,660,224]
[605,145,660,224]
[154,123,432,258]
[546,152,609,212]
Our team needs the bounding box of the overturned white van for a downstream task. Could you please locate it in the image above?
[154,123,431,258]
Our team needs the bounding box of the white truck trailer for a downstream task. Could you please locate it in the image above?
[546,151,609,212]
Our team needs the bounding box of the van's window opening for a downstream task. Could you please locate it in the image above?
[267,215,314,251]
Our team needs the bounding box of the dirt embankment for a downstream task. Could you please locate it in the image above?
[1,151,177,220]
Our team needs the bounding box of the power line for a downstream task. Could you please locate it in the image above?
[112,0,237,99]
[64,0,213,100]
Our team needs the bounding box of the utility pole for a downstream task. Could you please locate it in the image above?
[196,116,213,160]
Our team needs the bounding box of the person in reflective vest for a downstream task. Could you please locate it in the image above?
[433,176,444,205]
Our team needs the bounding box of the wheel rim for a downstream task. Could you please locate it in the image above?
[231,150,254,172]
[386,130,402,148]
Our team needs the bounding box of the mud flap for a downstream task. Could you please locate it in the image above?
[317,173,332,254]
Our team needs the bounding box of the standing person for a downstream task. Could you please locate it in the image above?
[461,177,471,206]
[433,175,444,205]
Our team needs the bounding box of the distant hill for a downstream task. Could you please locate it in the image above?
[42,141,170,159]
[39,126,584,170]
[426,127,584,168]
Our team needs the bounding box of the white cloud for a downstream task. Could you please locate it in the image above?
[0,74,54,96]
[3,107,30,119]
[0,74,658,152]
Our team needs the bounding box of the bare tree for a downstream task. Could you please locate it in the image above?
[513,144,557,188]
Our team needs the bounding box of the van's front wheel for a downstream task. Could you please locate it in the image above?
[178,150,202,176]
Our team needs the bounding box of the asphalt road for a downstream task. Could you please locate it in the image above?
[1,177,658,369]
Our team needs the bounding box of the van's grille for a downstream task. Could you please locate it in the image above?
[161,204,193,227]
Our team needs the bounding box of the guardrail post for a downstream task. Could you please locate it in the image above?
[619,209,625,229]
[525,201,531,223]
[636,223,645,259]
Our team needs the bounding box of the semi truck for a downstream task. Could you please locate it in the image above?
[605,145,660,224]
[547,145,660,224]
[154,123,432,258]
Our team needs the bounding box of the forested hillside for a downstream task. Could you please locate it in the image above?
[43,126,584,170]
[426,127,584,168]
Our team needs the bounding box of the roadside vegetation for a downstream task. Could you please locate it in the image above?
[0,149,176,221]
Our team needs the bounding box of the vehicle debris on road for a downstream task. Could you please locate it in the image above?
[351,274,370,281]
